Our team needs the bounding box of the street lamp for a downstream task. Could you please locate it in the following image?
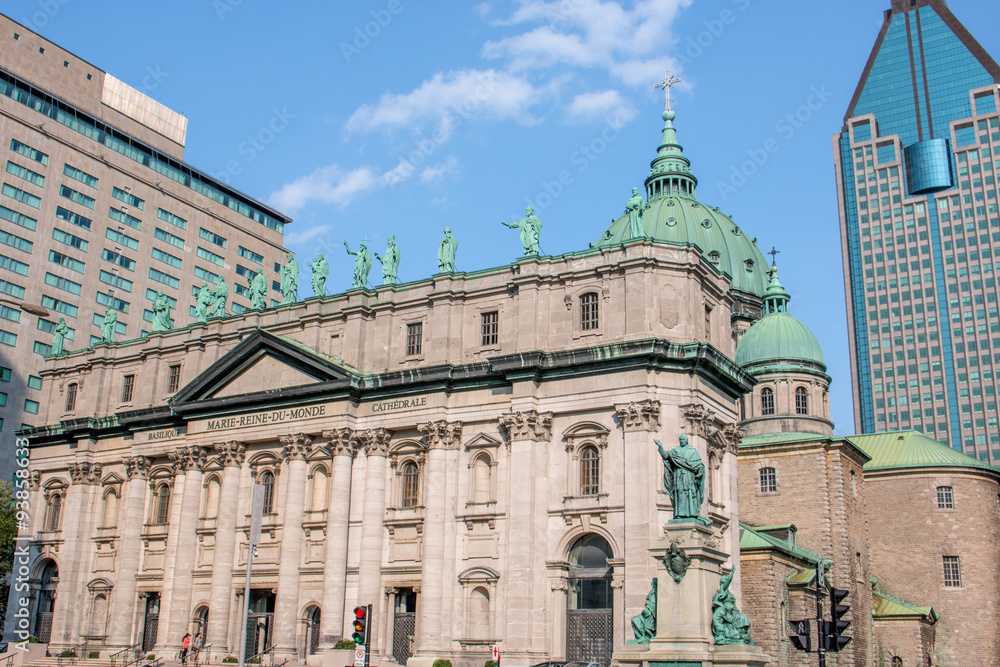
[0,297,50,317]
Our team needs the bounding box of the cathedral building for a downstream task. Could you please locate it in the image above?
[9,102,999,667]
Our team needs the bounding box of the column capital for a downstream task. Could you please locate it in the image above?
[681,403,744,454]
[123,456,152,480]
[323,428,359,458]
[614,400,661,432]
[170,446,208,473]
[384,586,399,596]
[418,420,463,450]
[280,434,312,461]
[359,428,392,456]
[499,410,553,441]
[68,461,102,485]
[215,441,247,468]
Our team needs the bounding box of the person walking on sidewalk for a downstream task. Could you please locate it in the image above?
[180,633,191,665]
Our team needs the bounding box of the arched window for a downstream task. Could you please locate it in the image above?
[580,292,599,331]
[469,587,490,639]
[759,467,777,493]
[65,383,78,412]
[795,387,808,415]
[204,476,221,519]
[155,484,171,524]
[580,446,600,496]
[102,488,119,527]
[472,455,492,504]
[305,606,321,655]
[260,471,275,514]
[44,493,62,531]
[760,387,775,415]
[401,462,420,508]
[311,468,329,512]
[567,534,613,612]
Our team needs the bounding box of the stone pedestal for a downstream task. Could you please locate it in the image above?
[613,522,769,667]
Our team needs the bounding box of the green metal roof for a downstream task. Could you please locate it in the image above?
[734,268,825,368]
[848,430,997,473]
[872,590,937,621]
[740,432,837,448]
[739,523,821,564]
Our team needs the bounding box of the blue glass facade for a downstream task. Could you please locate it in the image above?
[904,139,953,194]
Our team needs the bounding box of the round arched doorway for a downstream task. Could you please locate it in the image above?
[34,560,58,643]
[303,606,321,656]
[566,534,613,666]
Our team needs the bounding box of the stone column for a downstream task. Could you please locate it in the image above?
[319,429,358,648]
[163,446,208,649]
[206,442,246,650]
[410,421,462,666]
[498,411,552,663]
[51,461,102,647]
[273,434,312,656]
[615,400,661,638]
[107,456,152,647]
[356,428,391,656]
[155,458,188,647]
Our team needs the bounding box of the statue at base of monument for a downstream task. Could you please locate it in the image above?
[712,570,755,646]
[629,578,657,644]
[655,434,708,525]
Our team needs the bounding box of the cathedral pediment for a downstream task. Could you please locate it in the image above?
[170,329,357,413]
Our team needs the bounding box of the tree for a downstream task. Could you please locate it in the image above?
[0,482,19,631]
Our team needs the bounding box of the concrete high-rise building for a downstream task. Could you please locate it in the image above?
[835,0,1000,463]
[0,13,292,472]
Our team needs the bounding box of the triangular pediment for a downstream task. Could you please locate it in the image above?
[171,329,356,412]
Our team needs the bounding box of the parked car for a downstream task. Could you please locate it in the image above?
[563,661,604,667]
[531,662,567,667]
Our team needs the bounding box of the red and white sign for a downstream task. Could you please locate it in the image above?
[354,647,366,667]
[492,645,500,662]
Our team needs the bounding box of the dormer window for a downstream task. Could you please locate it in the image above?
[708,251,720,264]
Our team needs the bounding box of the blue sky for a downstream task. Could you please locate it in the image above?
[7,0,1000,434]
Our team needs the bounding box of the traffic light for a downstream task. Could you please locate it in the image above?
[828,588,852,652]
[352,605,369,645]
[788,619,811,652]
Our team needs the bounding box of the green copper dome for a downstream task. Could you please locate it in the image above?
[735,266,825,367]
[593,109,769,297]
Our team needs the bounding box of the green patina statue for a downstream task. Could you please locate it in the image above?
[655,434,708,525]
[625,187,645,239]
[151,292,174,332]
[211,276,228,317]
[438,227,458,272]
[502,206,542,255]
[310,253,329,296]
[195,281,213,323]
[630,578,657,644]
[280,252,299,304]
[249,269,267,311]
[712,570,754,646]
[374,236,401,285]
[344,241,372,289]
[101,308,117,343]
[51,317,69,355]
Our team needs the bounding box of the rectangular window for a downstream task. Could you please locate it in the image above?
[107,228,139,250]
[0,305,20,323]
[58,185,94,209]
[581,292,600,331]
[23,399,39,415]
[103,249,135,271]
[45,272,82,296]
[99,270,133,292]
[168,364,181,393]
[55,206,92,230]
[0,229,33,254]
[0,279,25,300]
[157,208,187,230]
[2,183,41,208]
[6,161,45,187]
[53,228,88,252]
[193,266,219,283]
[759,467,777,492]
[943,556,962,587]
[0,253,30,276]
[0,367,10,382]
[0,204,36,231]
[0,329,17,346]
[199,228,227,248]
[27,375,41,390]
[62,164,99,188]
[112,187,144,210]
[0,393,6,407]
[936,485,954,509]
[145,289,177,308]
[108,207,142,230]
[9,139,48,165]
[151,248,182,270]
[406,322,423,356]
[92,312,127,336]
[197,246,225,266]
[154,227,184,249]
[238,246,263,264]
[48,250,84,274]
[96,291,129,313]
[149,267,180,289]
[41,295,78,318]
[32,341,51,357]
[37,318,74,340]
[121,374,135,403]
[474,309,498,349]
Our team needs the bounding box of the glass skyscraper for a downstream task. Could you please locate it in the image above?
[835,0,1000,463]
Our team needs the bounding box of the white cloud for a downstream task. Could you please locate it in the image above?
[283,223,332,247]
[420,156,460,184]
[268,164,380,212]
[346,69,543,138]
[566,90,635,124]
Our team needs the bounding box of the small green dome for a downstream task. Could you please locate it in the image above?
[592,108,769,297]
[735,267,825,367]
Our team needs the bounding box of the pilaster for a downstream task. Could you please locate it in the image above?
[107,456,151,647]
[207,442,246,650]
[52,461,101,647]
[357,428,391,656]
[162,446,207,649]
[320,429,359,648]
[274,434,312,655]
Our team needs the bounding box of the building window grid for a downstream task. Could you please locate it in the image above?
[481,311,499,346]
[760,387,775,416]
[795,387,809,415]
[121,374,134,403]
[759,467,777,493]
[943,556,962,587]
[168,365,181,393]
[581,292,599,331]
[580,447,600,496]
[401,462,420,508]
[65,382,77,411]
[406,322,422,356]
